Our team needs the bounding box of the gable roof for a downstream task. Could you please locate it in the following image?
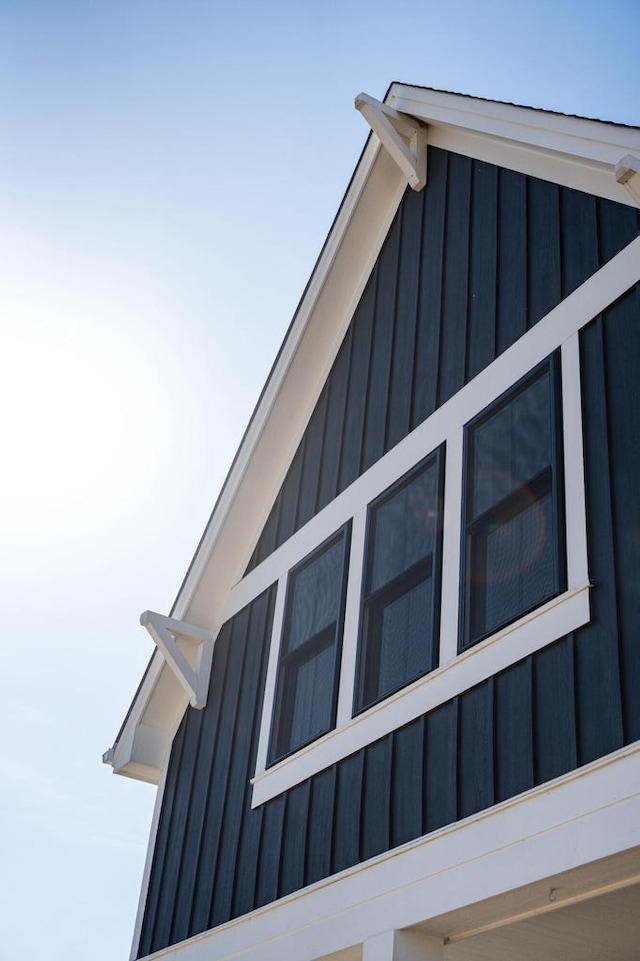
[391,82,640,129]
[105,83,640,783]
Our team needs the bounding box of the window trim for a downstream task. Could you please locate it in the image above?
[354,448,445,714]
[268,523,351,765]
[225,241,640,807]
[249,329,589,807]
[459,354,567,651]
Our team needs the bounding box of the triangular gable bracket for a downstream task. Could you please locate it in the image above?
[616,154,640,205]
[139,611,215,709]
[355,92,427,191]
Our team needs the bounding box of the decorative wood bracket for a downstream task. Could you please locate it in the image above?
[616,154,640,205]
[140,611,215,709]
[355,92,427,191]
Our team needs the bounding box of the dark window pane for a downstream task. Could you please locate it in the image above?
[378,576,433,699]
[371,465,438,591]
[474,492,556,637]
[473,370,551,517]
[288,539,344,651]
[358,451,443,712]
[289,642,335,751]
[463,359,563,648]
[269,526,350,763]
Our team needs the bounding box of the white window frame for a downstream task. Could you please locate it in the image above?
[210,242,640,809]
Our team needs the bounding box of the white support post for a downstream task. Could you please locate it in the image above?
[139,611,216,709]
[363,930,444,961]
[615,154,640,205]
[355,93,427,191]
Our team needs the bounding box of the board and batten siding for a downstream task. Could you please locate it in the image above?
[136,156,640,956]
[247,147,639,572]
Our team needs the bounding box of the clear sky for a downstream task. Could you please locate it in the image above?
[1,1,638,958]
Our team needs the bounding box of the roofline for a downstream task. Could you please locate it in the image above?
[107,83,640,777]
[173,83,640,618]
[168,129,378,621]
[387,81,640,130]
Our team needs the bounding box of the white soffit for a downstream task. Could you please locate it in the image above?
[108,85,640,781]
[389,84,640,206]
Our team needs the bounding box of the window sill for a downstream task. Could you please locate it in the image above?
[251,580,590,807]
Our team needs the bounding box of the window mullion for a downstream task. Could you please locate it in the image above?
[466,468,552,535]
[254,571,288,778]
[279,623,337,668]
[439,426,464,667]
[336,506,367,725]
[561,333,589,590]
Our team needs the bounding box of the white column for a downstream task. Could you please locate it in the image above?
[363,929,444,961]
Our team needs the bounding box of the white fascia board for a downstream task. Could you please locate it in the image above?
[175,149,406,628]
[107,652,188,784]
[134,744,640,961]
[171,88,639,635]
[388,84,640,206]
[111,85,640,778]
[110,138,407,778]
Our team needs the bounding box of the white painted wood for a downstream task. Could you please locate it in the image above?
[113,231,639,787]
[111,85,640,785]
[254,574,287,778]
[390,84,640,169]
[129,765,168,961]
[134,745,640,961]
[363,930,443,961]
[336,506,368,726]
[561,334,590,591]
[229,235,640,631]
[105,650,168,783]
[437,426,463,668]
[251,239,640,803]
[251,584,590,806]
[356,94,423,140]
[175,148,407,630]
[355,93,427,190]
[615,154,640,204]
[139,611,215,709]
[427,124,638,207]
[385,84,640,208]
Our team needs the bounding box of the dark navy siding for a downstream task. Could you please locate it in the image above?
[137,183,640,955]
[247,150,639,572]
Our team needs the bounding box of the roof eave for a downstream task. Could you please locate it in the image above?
[108,85,640,781]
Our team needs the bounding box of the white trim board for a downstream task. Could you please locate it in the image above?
[108,83,640,783]
[253,586,589,806]
[135,743,640,961]
[229,230,640,623]
[109,232,640,789]
[248,237,639,805]
[250,339,588,804]
[130,766,169,961]
[390,84,640,206]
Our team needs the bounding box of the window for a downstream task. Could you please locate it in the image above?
[268,524,351,764]
[356,450,444,712]
[461,356,565,649]
[252,333,590,807]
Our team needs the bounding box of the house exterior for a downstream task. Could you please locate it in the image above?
[105,85,640,961]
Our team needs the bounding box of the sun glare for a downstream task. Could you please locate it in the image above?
[1,303,175,548]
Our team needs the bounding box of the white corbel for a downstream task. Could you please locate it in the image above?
[140,611,215,709]
[355,92,427,191]
[615,154,640,205]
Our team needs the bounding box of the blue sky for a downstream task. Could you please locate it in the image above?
[1,2,638,959]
